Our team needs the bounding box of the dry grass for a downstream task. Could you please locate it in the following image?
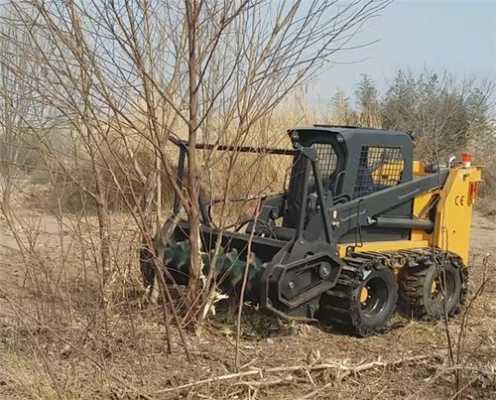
[16,93,320,216]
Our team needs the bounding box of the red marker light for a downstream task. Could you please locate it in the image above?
[461,153,472,168]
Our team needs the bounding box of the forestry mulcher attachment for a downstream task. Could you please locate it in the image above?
[141,126,482,336]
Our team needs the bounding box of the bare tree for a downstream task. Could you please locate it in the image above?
[382,70,495,162]
[331,88,357,125]
[0,0,392,331]
[0,6,44,203]
[355,73,381,127]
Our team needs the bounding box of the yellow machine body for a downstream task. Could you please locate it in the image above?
[431,165,482,264]
[337,162,482,265]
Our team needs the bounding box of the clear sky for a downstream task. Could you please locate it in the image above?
[311,0,496,106]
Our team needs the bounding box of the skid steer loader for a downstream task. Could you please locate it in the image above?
[141,125,482,336]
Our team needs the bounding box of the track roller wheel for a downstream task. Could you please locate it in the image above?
[318,265,398,337]
[399,256,464,320]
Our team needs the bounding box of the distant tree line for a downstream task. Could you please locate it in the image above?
[330,71,495,164]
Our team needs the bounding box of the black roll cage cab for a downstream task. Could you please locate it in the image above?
[288,125,414,201]
[171,125,421,247]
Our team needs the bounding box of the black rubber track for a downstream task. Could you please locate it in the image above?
[318,255,399,337]
[318,248,468,336]
[398,250,467,320]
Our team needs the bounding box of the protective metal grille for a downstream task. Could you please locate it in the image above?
[311,143,338,185]
[353,146,404,198]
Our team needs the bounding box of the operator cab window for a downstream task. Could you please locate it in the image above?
[353,146,404,198]
[284,142,340,228]
[309,143,339,192]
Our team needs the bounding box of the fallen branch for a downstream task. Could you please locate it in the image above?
[234,376,294,387]
[154,354,441,394]
[297,354,442,400]
[154,370,263,393]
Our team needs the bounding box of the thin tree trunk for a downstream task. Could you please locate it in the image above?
[155,149,162,232]
[94,165,111,289]
[185,0,202,308]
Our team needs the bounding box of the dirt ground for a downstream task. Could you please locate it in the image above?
[1,210,495,400]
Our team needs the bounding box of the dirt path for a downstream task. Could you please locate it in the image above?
[0,212,70,319]
[470,212,496,257]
